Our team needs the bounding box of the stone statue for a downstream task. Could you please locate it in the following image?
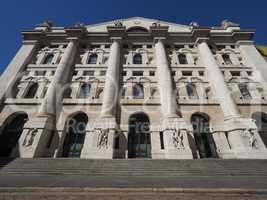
[23,128,38,147]
[172,129,184,149]
[75,22,85,28]
[96,128,109,149]
[37,21,53,28]
[221,19,239,29]
[114,20,123,27]
[152,22,161,27]
[189,21,200,28]
[243,129,258,149]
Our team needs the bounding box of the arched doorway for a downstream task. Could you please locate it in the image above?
[128,113,151,158]
[62,112,88,157]
[191,113,214,158]
[0,112,28,157]
[252,112,267,147]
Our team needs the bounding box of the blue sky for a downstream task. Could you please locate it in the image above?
[0,0,266,74]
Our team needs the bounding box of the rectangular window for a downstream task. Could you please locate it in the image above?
[133,45,142,49]
[149,71,155,76]
[160,132,165,150]
[123,44,129,49]
[132,71,143,76]
[171,71,176,76]
[182,71,192,76]
[35,71,46,76]
[84,71,94,76]
[100,70,106,76]
[147,45,152,48]
[198,71,204,76]
[90,44,100,49]
[104,44,110,49]
[230,71,240,76]
[239,83,252,99]
[73,70,78,76]
[122,71,127,76]
[174,45,184,50]
[247,71,253,76]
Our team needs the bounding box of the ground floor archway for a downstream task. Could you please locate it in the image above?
[0,112,28,157]
[128,112,151,158]
[191,113,214,159]
[62,112,88,158]
[252,112,267,147]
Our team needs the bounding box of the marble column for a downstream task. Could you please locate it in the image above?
[197,40,240,120]
[238,41,267,94]
[197,39,267,159]
[39,38,78,116]
[0,40,38,106]
[155,39,178,118]
[83,38,121,159]
[19,38,78,158]
[155,38,193,159]
[100,38,121,118]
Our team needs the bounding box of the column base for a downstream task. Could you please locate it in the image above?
[16,116,54,158]
[81,117,117,159]
[162,117,194,159]
[212,117,267,159]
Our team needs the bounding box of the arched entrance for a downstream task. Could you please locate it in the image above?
[252,112,267,147]
[191,113,214,158]
[0,112,28,157]
[128,113,151,158]
[62,112,88,157]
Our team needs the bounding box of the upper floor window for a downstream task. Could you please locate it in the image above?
[79,83,91,98]
[178,54,188,64]
[186,82,198,99]
[238,83,251,99]
[63,88,72,99]
[88,54,98,64]
[222,54,232,65]
[25,82,38,98]
[133,54,142,64]
[43,54,54,65]
[133,84,144,99]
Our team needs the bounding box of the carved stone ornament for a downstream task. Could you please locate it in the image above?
[114,20,123,27]
[242,129,258,149]
[74,22,85,28]
[172,129,184,149]
[37,20,53,28]
[152,22,161,27]
[23,128,38,147]
[221,19,240,29]
[96,128,109,149]
[189,21,200,28]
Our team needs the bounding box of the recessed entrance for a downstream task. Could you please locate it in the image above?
[0,112,28,157]
[128,113,151,158]
[62,112,88,158]
[191,113,214,158]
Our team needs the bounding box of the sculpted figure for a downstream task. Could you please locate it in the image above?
[23,128,38,147]
[172,130,184,149]
[96,129,109,149]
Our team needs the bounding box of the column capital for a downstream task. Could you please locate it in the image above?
[236,40,254,46]
[194,37,210,46]
[154,37,166,43]
[110,37,123,43]
[66,37,80,42]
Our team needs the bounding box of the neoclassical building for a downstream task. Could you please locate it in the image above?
[0,17,267,159]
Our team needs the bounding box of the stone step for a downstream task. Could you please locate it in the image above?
[0,158,267,176]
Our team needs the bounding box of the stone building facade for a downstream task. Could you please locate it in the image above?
[0,17,267,159]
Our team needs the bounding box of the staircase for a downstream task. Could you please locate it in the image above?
[0,158,267,176]
[1,159,267,199]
